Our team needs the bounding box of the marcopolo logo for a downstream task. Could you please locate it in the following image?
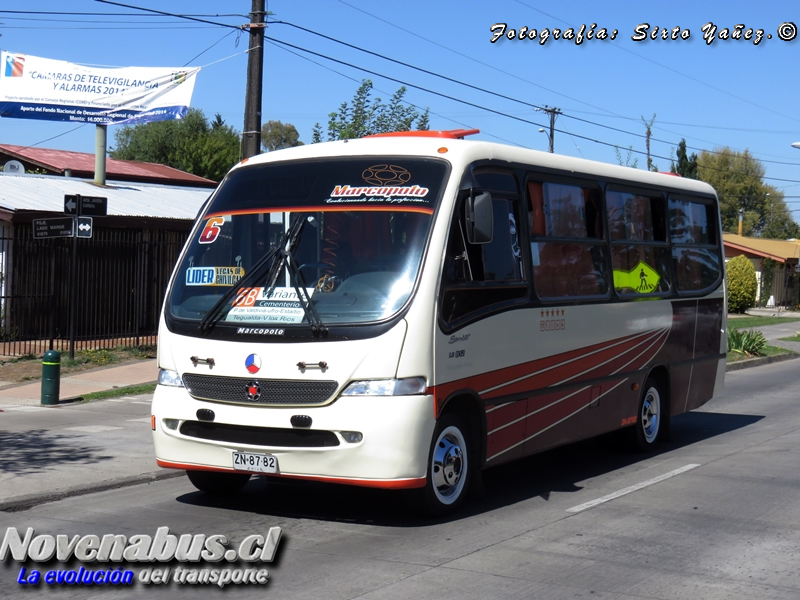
[361,164,411,186]
[2,526,282,589]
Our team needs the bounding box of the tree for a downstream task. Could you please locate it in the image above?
[671,139,698,179]
[726,255,757,313]
[110,108,240,182]
[614,146,639,169]
[313,79,429,141]
[697,148,769,236]
[261,120,303,152]
[760,186,800,240]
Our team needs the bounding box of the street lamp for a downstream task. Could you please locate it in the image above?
[538,128,553,153]
[792,142,800,149]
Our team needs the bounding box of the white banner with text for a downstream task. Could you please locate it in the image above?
[0,51,199,125]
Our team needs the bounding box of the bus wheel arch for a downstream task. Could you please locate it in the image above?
[410,392,485,515]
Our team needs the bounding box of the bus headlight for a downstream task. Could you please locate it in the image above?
[340,377,426,397]
[158,369,185,387]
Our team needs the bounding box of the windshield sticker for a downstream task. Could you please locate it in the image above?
[225,287,315,324]
[327,185,430,206]
[198,216,225,244]
[186,266,245,287]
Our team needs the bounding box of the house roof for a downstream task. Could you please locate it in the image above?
[723,233,800,263]
[0,144,217,188]
[0,172,210,220]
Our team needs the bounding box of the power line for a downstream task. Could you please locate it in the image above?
[93,0,243,30]
[12,3,800,188]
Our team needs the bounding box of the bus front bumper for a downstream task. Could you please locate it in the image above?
[151,385,436,489]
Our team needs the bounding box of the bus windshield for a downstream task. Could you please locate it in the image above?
[167,157,448,329]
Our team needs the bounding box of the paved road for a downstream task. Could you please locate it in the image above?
[1,360,799,599]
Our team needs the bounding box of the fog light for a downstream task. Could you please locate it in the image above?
[341,431,363,443]
[164,419,180,430]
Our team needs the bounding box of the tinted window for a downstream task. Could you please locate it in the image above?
[529,180,608,299]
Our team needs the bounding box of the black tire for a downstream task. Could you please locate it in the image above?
[407,413,471,516]
[186,470,251,494]
[630,376,663,452]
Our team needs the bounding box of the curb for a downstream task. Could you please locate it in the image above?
[725,351,800,372]
[0,470,185,513]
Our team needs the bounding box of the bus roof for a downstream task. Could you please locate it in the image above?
[235,133,717,197]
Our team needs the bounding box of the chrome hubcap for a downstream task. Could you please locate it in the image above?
[641,387,660,444]
[432,426,466,503]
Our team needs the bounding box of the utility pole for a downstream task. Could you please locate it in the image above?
[241,0,265,159]
[535,105,561,153]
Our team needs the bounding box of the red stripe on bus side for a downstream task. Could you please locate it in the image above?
[481,329,663,400]
[482,329,669,461]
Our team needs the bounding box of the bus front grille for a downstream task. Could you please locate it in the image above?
[179,421,340,448]
[182,374,338,406]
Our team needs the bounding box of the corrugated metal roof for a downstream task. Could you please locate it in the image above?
[0,144,217,187]
[0,172,210,220]
[723,233,800,262]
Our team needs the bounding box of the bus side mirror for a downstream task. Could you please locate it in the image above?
[465,191,493,244]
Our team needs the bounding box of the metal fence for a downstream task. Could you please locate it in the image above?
[0,222,188,357]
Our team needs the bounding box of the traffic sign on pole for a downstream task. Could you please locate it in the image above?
[64,195,79,215]
[64,194,107,217]
[76,217,93,238]
[79,196,107,216]
[33,217,74,239]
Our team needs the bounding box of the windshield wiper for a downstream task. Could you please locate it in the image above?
[198,215,327,336]
[261,215,328,336]
[198,243,281,333]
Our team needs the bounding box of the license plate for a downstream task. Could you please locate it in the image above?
[232,452,278,473]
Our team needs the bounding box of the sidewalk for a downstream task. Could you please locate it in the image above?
[0,359,185,511]
[0,359,159,407]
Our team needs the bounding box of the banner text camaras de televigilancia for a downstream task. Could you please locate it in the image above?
[0,51,199,125]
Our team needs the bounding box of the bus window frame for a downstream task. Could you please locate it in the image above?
[605,185,673,300]
[667,193,724,297]
[526,174,611,303]
[438,167,531,332]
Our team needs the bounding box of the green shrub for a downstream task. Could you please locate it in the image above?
[727,328,767,357]
[727,255,757,314]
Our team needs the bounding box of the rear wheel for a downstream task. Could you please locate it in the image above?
[407,413,471,516]
[630,377,663,452]
[186,470,251,494]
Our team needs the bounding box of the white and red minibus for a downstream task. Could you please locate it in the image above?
[152,129,726,514]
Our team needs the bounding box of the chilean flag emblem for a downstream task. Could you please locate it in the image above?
[245,354,261,374]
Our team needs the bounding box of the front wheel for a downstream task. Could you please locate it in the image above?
[407,413,471,516]
[630,377,664,452]
[186,470,251,494]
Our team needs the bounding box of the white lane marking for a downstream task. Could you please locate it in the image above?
[126,417,153,423]
[104,399,125,403]
[64,425,124,433]
[131,401,152,405]
[566,463,701,513]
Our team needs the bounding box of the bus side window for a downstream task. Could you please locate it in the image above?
[529,180,609,300]
[440,188,528,325]
[607,190,671,296]
[669,197,721,292]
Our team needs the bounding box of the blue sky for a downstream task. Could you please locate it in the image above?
[2,1,800,213]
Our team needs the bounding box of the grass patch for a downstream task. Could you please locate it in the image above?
[78,383,157,401]
[726,345,792,363]
[727,316,800,329]
[779,334,800,343]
